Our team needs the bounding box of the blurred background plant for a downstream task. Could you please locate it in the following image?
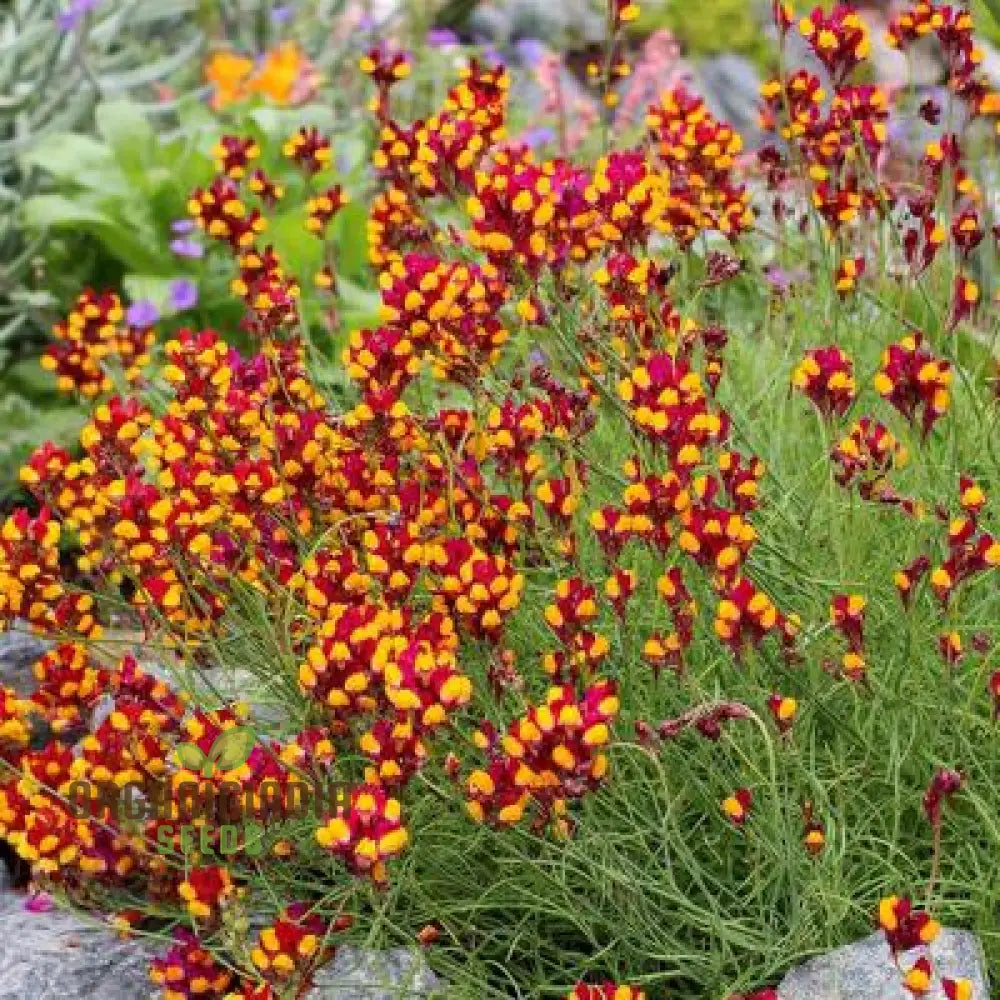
[0,0,207,351]
[0,0,205,508]
[631,0,771,64]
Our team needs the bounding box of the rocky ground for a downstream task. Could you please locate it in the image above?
[0,889,440,999]
[0,885,988,999]
[779,930,990,999]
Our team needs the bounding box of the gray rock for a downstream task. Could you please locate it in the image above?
[697,54,766,148]
[0,892,441,1000]
[0,894,156,1000]
[309,946,442,999]
[779,928,990,1000]
[0,629,48,694]
[466,0,605,47]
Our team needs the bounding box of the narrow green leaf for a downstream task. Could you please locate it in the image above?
[98,35,205,93]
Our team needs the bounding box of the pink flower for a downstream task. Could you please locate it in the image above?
[24,891,54,913]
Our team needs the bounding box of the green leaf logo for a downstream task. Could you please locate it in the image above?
[173,727,256,777]
[204,726,256,776]
[174,742,207,771]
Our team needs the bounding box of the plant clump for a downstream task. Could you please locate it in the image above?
[0,1,997,997]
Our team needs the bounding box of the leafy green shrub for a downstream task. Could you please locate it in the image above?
[0,0,206,346]
[0,1,211,496]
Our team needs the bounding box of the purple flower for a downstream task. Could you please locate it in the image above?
[170,219,196,235]
[56,0,101,31]
[168,279,199,312]
[763,264,808,294]
[426,28,459,48]
[271,4,293,24]
[519,126,555,150]
[169,238,204,259]
[514,39,547,67]
[126,300,160,327]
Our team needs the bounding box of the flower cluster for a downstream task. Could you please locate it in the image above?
[42,289,154,397]
[875,895,961,997]
[188,177,268,250]
[149,929,233,999]
[204,42,315,111]
[877,895,941,954]
[874,334,952,437]
[315,784,409,883]
[713,576,797,661]
[568,986,646,1000]
[645,86,752,245]
[798,6,871,81]
[249,903,333,984]
[926,479,999,605]
[887,3,992,119]
[0,508,100,637]
[761,1,991,325]
[179,864,234,922]
[791,346,856,417]
[466,681,619,832]
[30,642,106,733]
[617,356,728,462]
[831,418,907,488]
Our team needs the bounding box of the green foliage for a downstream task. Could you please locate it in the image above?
[634,0,773,65]
[20,96,215,306]
[0,0,206,355]
[328,257,1000,997]
[4,11,1000,994]
[975,0,1000,44]
[18,95,381,349]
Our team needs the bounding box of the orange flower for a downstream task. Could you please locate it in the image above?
[249,42,310,105]
[206,43,314,111]
[205,50,254,111]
